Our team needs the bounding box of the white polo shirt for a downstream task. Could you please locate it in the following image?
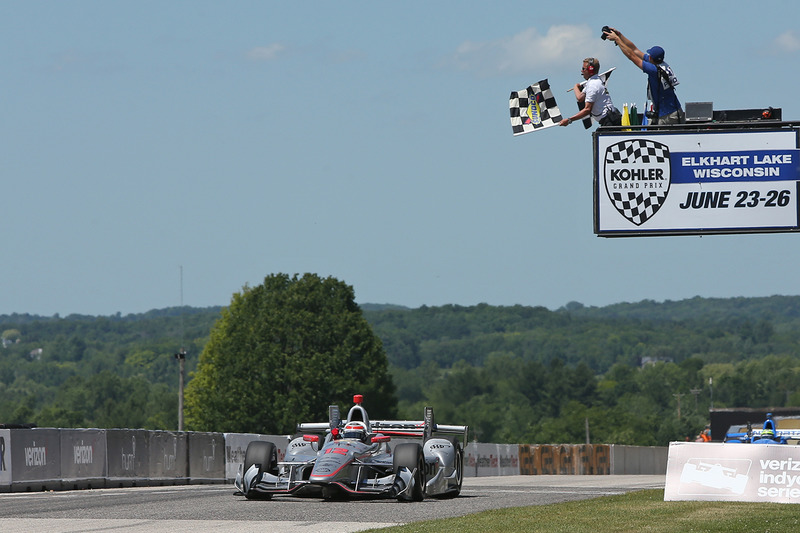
[583,76,615,122]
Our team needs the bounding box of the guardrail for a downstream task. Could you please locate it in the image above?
[0,428,666,492]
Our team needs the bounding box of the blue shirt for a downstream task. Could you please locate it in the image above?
[642,54,681,117]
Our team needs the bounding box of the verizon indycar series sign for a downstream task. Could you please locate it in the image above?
[665,442,800,504]
[594,127,800,236]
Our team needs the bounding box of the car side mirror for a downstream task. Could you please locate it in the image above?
[371,434,391,443]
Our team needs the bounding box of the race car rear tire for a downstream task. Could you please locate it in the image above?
[439,439,464,500]
[393,443,424,502]
[243,441,277,500]
[453,439,464,496]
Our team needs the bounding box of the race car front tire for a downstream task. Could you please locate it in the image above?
[393,443,425,502]
[243,441,277,500]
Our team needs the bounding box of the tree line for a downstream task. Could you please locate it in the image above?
[2,287,800,446]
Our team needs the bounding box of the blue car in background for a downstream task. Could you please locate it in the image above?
[724,413,800,444]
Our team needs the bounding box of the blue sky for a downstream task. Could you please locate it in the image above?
[4,1,800,316]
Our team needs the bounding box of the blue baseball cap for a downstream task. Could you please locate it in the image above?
[646,46,665,63]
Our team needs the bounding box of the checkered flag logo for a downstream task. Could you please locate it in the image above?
[509,79,563,136]
[603,138,671,226]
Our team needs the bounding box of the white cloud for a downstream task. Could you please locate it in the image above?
[247,43,286,61]
[772,31,800,53]
[450,25,601,77]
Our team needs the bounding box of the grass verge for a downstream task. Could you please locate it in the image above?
[361,489,800,533]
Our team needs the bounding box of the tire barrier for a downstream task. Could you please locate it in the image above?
[518,444,611,475]
[0,428,666,492]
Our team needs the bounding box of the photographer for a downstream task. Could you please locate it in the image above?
[559,57,621,128]
[602,27,684,125]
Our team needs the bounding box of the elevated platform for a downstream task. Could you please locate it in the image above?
[599,105,786,132]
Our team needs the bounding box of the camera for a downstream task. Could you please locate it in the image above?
[601,26,612,40]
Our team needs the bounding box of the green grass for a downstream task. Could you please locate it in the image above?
[362,489,800,533]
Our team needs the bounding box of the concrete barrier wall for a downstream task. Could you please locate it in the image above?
[609,444,668,475]
[464,443,520,477]
[0,429,10,488]
[148,430,188,482]
[188,432,225,483]
[61,428,106,490]
[0,428,667,492]
[106,429,149,486]
[224,433,289,482]
[9,428,61,492]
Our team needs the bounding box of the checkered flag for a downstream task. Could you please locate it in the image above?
[604,139,671,226]
[509,79,563,136]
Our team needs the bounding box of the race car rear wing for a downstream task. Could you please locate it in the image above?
[296,404,469,447]
[724,426,800,441]
[370,406,468,447]
[370,420,469,447]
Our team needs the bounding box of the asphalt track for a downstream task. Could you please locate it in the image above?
[0,475,665,533]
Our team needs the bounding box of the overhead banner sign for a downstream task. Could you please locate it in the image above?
[665,441,800,504]
[594,127,800,236]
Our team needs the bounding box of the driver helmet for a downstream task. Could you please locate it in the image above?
[343,421,368,442]
[762,428,775,438]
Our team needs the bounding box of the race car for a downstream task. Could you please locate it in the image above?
[234,394,468,501]
[724,427,800,444]
[723,414,800,444]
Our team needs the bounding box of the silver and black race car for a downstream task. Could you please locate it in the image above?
[234,394,468,501]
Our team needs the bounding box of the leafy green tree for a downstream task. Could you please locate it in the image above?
[184,273,396,433]
[1,329,21,342]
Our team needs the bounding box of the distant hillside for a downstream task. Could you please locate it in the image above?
[359,303,412,312]
[3,295,799,376]
[3,295,800,444]
[0,306,225,325]
[557,295,800,324]
[362,296,800,372]
[5,295,798,326]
